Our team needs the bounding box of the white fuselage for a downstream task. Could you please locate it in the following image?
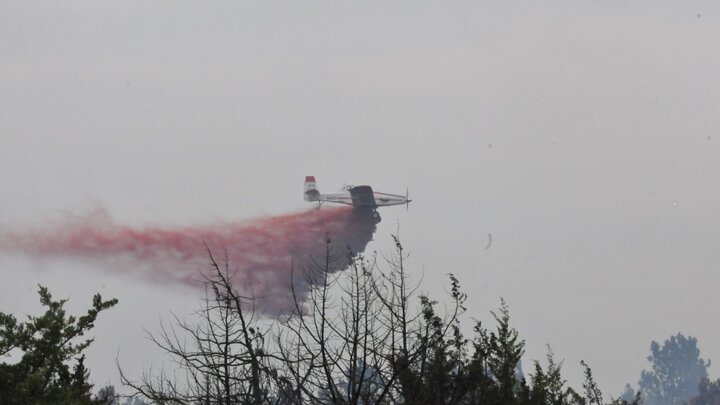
[317,190,408,207]
[303,177,410,211]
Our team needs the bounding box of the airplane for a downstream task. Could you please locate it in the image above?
[303,176,410,221]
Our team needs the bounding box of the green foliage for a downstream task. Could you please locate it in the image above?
[487,298,526,404]
[393,274,471,404]
[639,333,709,405]
[0,285,117,405]
[393,295,527,405]
[526,347,568,405]
[466,319,495,403]
[581,360,603,405]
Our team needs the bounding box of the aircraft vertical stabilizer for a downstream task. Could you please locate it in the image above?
[304,176,320,201]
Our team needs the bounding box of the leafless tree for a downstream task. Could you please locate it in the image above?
[120,248,271,404]
[121,237,465,404]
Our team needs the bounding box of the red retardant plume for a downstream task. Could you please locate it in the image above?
[0,206,378,312]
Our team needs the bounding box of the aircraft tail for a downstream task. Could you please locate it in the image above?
[304,176,320,201]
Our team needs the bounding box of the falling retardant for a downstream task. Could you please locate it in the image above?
[0,206,378,312]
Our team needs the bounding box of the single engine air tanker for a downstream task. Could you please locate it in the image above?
[304,176,410,222]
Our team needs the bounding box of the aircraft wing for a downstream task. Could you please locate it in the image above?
[349,185,377,207]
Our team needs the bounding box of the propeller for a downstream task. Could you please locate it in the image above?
[406,187,410,211]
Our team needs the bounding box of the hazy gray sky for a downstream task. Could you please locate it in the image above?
[2,0,719,395]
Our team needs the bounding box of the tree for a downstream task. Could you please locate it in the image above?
[600,383,643,405]
[124,235,662,405]
[618,384,637,404]
[120,248,272,404]
[381,269,470,405]
[487,298,526,404]
[581,360,603,405]
[525,347,569,405]
[275,236,467,404]
[0,285,117,405]
[687,378,720,405]
[638,333,709,405]
[124,236,471,404]
[95,385,119,404]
